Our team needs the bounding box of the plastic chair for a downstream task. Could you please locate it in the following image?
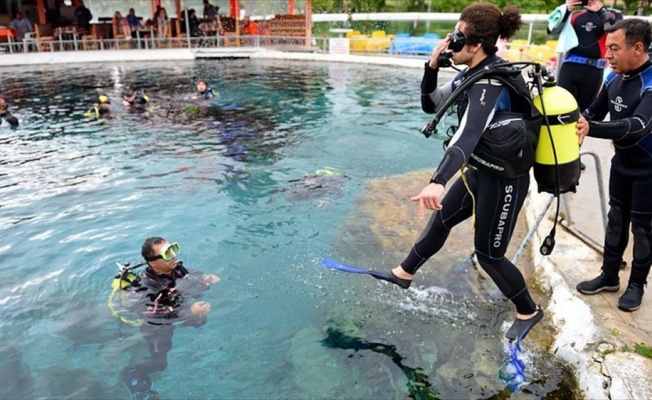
[34,24,55,52]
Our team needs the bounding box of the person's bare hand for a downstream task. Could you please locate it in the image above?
[586,0,604,12]
[410,183,445,219]
[566,0,584,12]
[577,114,589,145]
[428,34,451,69]
[190,301,211,315]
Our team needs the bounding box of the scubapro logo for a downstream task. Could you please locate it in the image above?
[493,185,514,248]
[582,22,596,32]
[611,96,627,112]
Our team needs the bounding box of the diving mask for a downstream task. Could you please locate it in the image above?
[447,30,468,53]
[146,242,180,262]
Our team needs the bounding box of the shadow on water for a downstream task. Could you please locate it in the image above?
[322,327,440,400]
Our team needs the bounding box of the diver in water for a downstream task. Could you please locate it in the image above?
[191,80,219,100]
[123,89,150,109]
[114,237,219,399]
[377,3,544,343]
[276,167,349,203]
[83,94,111,119]
[0,98,19,127]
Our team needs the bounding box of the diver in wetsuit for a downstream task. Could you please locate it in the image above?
[548,0,623,112]
[191,80,218,100]
[120,237,219,399]
[378,3,544,343]
[84,94,111,119]
[0,98,19,127]
[123,89,150,109]
[576,18,652,312]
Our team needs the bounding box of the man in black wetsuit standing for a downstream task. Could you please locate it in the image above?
[576,18,652,312]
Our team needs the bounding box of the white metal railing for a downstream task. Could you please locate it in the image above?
[0,33,567,70]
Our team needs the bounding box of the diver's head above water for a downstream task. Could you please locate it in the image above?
[142,237,180,273]
[123,89,150,107]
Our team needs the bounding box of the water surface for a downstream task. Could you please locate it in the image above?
[0,59,574,399]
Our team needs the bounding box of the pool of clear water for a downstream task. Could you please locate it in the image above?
[0,59,575,399]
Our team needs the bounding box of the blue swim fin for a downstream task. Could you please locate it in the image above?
[319,259,411,288]
[498,339,526,393]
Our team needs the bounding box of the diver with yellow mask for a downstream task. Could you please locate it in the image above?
[110,237,219,400]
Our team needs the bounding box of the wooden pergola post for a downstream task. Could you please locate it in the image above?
[304,0,312,47]
[152,0,161,19]
[36,0,46,24]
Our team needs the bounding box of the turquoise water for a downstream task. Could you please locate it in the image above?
[0,59,574,399]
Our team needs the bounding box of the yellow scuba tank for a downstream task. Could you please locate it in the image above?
[532,80,581,194]
[111,271,138,290]
[108,262,144,327]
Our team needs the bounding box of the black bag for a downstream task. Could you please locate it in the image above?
[468,72,542,179]
[469,111,540,178]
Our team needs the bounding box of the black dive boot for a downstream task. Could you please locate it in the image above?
[576,272,620,295]
[618,282,646,312]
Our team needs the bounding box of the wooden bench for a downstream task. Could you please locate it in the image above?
[267,15,306,38]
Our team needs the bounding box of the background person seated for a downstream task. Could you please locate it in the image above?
[187,9,202,37]
[155,7,169,41]
[112,10,131,38]
[242,16,259,35]
[9,11,33,41]
[126,8,141,38]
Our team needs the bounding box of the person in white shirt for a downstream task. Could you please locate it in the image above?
[9,11,33,41]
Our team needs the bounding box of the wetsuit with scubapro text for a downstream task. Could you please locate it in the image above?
[584,59,652,285]
[409,54,537,315]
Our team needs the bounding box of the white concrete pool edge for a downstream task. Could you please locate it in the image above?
[0,47,428,69]
[525,183,652,399]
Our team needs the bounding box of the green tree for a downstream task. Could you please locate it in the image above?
[620,0,642,14]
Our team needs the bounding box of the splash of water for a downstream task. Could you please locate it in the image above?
[498,340,526,393]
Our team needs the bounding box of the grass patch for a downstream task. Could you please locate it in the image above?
[633,342,652,359]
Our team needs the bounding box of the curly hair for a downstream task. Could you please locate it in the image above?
[460,3,523,55]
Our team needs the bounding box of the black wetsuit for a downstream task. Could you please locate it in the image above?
[584,60,652,286]
[549,7,622,111]
[411,55,537,315]
[198,87,216,99]
[122,261,210,396]
[0,107,19,127]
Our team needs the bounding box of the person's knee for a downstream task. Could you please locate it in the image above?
[632,223,652,264]
[605,206,626,247]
